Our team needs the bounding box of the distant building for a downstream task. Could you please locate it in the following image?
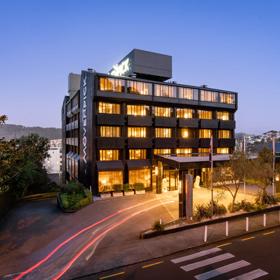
[44,139,62,174]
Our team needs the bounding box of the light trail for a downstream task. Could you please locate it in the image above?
[52,201,174,280]
[14,198,161,280]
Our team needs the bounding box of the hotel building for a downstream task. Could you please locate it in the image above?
[62,49,237,195]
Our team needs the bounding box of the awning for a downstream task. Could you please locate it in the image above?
[97,161,124,171]
[126,160,151,170]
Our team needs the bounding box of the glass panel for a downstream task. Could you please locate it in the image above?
[198,110,212,119]
[181,128,192,138]
[98,171,123,192]
[218,130,231,139]
[154,84,176,98]
[128,127,147,138]
[200,90,219,102]
[129,149,146,160]
[199,129,212,138]
[100,126,120,137]
[176,148,192,156]
[217,111,230,120]
[154,107,172,117]
[198,148,210,155]
[176,108,194,119]
[154,149,171,155]
[99,77,125,92]
[220,93,235,104]
[99,150,119,161]
[127,105,149,116]
[127,80,152,95]
[155,128,172,138]
[178,88,198,100]
[129,168,151,189]
[217,148,229,154]
[98,102,121,114]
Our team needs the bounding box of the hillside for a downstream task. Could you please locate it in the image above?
[0,124,61,140]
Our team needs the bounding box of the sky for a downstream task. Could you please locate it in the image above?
[0,0,279,134]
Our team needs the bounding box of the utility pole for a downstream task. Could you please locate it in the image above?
[243,136,246,196]
[272,137,276,196]
[210,134,214,217]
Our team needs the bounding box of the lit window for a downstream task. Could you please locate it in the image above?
[176,108,194,119]
[198,148,210,155]
[155,128,172,138]
[99,77,125,92]
[98,102,120,114]
[217,148,229,154]
[218,130,231,139]
[178,88,198,100]
[129,149,146,160]
[100,126,120,137]
[154,85,176,98]
[99,150,119,161]
[154,107,172,117]
[127,105,149,116]
[128,127,147,138]
[154,149,171,155]
[200,90,219,102]
[199,129,212,138]
[181,128,192,138]
[220,93,235,104]
[198,110,212,119]
[217,111,230,120]
[129,168,150,189]
[98,171,123,192]
[176,148,192,156]
[127,81,152,95]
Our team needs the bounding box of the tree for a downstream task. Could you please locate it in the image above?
[213,151,249,212]
[0,114,7,124]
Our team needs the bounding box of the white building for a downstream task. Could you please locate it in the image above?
[44,139,62,174]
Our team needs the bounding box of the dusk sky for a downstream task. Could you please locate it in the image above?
[0,0,279,134]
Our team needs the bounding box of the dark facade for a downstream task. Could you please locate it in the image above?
[62,49,238,195]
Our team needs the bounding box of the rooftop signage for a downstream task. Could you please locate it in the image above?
[109,58,131,77]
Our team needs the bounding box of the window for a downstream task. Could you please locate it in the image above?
[98,102,120,114]
[129,168,151,189]
[155,128,172,138]
[181,128,192,138]
[198,110,212,119]
[99,77,125,92]
[129,149,146,160]
[218,130,231,139]
[200,90,219,102]
[198,148,210,155]
[154,107,172,117]
[99,150,119,161]
[176,108,194,119]
[178,88,199,100]
[199,129,212,138]
[128,127,146,138]
[100,126,120,137]
[127,105,149,116]
[127,80,152,95]
[154,84,176,98]
[220,93,235,104]
[217,111,230,120]
[98,171,123,192]
[217,148,229,154]
[154,149,171,155]
[176,148,192,156]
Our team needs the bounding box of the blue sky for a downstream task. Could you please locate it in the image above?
[0,0,279,134]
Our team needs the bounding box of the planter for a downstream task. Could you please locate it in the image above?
[112,191,123,197]
[100,192,112,199]
[124,191,135,196]
[135,190,145,195]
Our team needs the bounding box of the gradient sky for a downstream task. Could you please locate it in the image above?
[0,0,279,134]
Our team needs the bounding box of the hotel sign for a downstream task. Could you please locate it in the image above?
[81,76,88,169]
[109,58,130,77]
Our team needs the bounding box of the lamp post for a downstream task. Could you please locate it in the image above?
[272,137,276,196]
[210,135,214,217]
[243,136,246,196]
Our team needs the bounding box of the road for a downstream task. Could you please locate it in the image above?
[94,228,280,280]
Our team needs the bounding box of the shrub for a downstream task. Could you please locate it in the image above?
[123,183,132,192]
[113,184,123,192]
[213,201,227,215]
[194,204,212,221]
[152,220,165,232]
[239,200,256,212]
[134,183,145,191]
[256,193,279,206]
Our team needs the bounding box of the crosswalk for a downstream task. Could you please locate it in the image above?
[170,247,268,280]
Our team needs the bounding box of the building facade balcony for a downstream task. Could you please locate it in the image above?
[127,138,153,149]
[127,115,153,126]
[154,117,177,127]
[96,137,125,149]
[96,114,125,126]
[154,138,177,148]
[178,118,199,128]
[200,119,219,129]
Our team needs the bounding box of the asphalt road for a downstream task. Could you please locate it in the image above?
[94,228,280,280]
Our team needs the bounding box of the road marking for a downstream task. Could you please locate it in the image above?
[195,260,250,280]
[99,271,125,279]
[263,230,275,236]
[171,247,222,264]
[180,253,234,272]
[142,260,164,269]
[217,242,232,248]
[241,236,255,241]
[229,268,268,280]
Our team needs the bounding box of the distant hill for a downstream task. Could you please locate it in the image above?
[0,124,61,140]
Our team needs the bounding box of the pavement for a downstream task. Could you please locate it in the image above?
[93,227,280,280]
[0,187,264,280]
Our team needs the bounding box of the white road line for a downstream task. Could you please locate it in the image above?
[229,269,269,280]
[171,247,222,264]
[180,253,234,272]
[195,260,250,280]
